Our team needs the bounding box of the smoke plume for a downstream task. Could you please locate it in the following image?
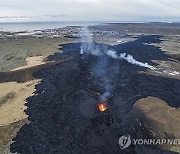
[79,27,154,102]
[106,50,154,69]
[80,27,102,56]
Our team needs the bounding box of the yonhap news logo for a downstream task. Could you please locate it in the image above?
[119,134,180,149]
[118,135,131,149]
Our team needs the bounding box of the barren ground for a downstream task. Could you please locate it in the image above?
[0,23,180,153]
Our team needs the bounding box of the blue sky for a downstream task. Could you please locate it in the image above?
[0,0,180,22]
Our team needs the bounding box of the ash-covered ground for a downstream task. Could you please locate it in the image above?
[10,35,180,154]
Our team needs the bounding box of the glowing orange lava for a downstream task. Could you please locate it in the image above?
[98,103,107,112]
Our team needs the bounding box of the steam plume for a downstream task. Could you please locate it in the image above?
[80,27,93,55]
[79,27,154,102]
[106,50,154,69]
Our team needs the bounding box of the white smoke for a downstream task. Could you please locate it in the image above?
[106,50,154,69]
[80,26,103,56]
[91,46,103,56]
[106,50,118,59]
[80,26,93,55]
[80,46,85,55]
[79,27,154,103]
[79,27,154,70]
[100,91,111,102]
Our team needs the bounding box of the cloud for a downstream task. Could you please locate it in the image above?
[0,0,180,22]
[0,15,66,22]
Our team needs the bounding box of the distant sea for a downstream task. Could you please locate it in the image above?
[0,21,103,32]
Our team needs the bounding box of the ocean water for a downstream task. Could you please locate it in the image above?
[0,21,102,32]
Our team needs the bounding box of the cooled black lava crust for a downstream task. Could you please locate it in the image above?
[10,35,180,154]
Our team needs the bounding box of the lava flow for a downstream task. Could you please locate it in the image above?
[98,103,107,112]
